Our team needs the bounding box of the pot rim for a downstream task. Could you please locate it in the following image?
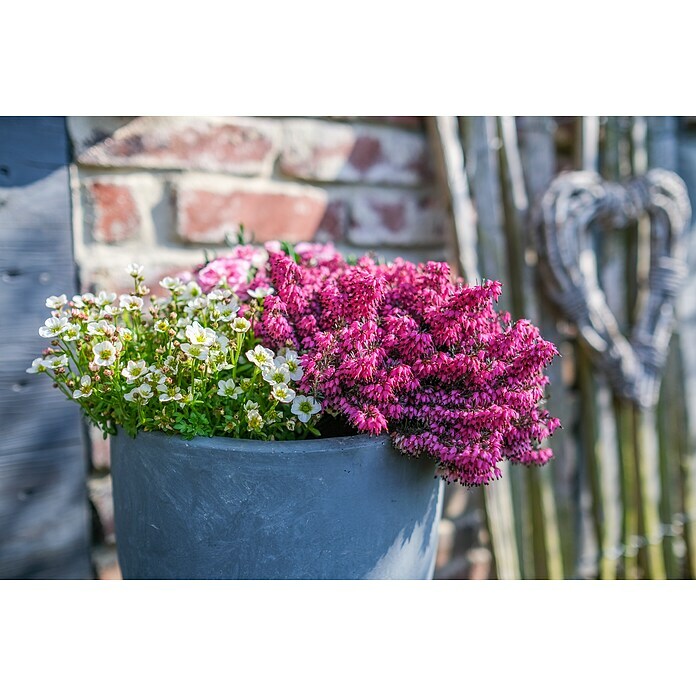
[112,427,393,455]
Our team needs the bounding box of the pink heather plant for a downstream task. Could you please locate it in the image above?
[196,243,561,487]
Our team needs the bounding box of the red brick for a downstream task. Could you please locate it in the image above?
[84,180,141,243]
[176,181,328,244]
[280,120,432,186]
[73,117,278,176]
[346,190,445,247]
[315,200,349,242]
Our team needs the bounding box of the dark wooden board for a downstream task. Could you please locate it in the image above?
[0,117,91,579]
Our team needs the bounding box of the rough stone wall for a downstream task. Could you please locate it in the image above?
[66,116,488,580]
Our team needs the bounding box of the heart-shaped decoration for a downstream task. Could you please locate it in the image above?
[535,169,691,409]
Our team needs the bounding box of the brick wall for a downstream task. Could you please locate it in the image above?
[66,116,488,580]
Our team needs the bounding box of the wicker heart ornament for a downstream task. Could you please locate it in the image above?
[535,169,691,409]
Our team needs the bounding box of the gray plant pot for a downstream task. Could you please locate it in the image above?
[110,430,444,579]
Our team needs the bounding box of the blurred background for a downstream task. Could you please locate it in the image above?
[2,115,695,580]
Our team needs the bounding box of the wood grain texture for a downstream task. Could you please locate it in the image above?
[0,117,91,579]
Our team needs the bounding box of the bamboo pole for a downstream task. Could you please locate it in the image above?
[575,119,623,578]
[517,117,578,578]
[630,116,667,579]
[656,345,682,577]
[497,116,564,580]
[426,116,520,580]
[647,116,682,578]
[568,116,606,578]
[672,120,696,578]
[461,116,527,579]
[616,398,640,578]
[425,117,479,284]
[600,116,649,579]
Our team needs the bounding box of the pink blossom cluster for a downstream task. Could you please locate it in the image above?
[196,244,561,486]
[197,244,271,299]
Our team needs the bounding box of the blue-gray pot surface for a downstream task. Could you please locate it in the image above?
[111,431,443,580]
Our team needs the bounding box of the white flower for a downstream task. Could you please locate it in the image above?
[213,333,230,351]
[62,324,82,342]
[96,291,117,308]
[160,276,182,291]
[124,383,154,403]
[118,327,133,341]
[154,319,169,333]
[263,365,291,386]
[43,354,69,370]
[99,304,122,318]
[246,345,275,371]
[39,316,69,338]
[163,356,179,374]
[246,409,263,430]
[275,350,303,380]
[185,321,216,347]
[71,294,87,308]
[87,320,114,336]
[73,375,93,399]
[181,281,203,301]
[45,294,68,310]
[209,336,231,369]
[291,395,321,423]
[187,296,208,311]
[119,294,144,312]
[121,359,148,383]
[126,263,144,278]
[247,287,275,299]
[181,343,209,361]
[243,400,259,412]
[26,357,48,374]
[157,384,183,402]
[207,289,232,301]
[217,379,243,399]
[231,316,251,333]
[92,341,117,366]
[144,368,166,386]
[271,384,296,404]
[286,418,297,432]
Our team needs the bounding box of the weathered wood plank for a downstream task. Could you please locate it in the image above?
[461,117,526,579]
[0,443,90,579]
[498,116,564,580]
[425,117,479,283]
[0,116,91,579]
[676,125,696,577]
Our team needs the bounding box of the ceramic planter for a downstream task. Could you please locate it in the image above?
[110,431,443,579]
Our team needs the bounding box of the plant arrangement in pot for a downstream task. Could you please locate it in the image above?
[27,241,560,579]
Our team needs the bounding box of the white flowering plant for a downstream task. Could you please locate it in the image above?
[28,264,322,441]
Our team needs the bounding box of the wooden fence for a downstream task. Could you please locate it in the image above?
[429,116,696,579]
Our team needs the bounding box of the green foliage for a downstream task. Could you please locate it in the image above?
[28,264,321,441]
